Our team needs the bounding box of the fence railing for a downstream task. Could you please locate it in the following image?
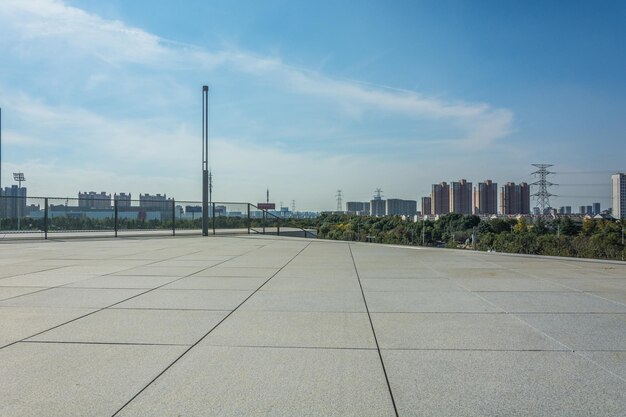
[0,196,315,240]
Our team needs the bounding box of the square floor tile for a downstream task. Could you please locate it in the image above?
[117,346,395,417]
[203,311,375,348]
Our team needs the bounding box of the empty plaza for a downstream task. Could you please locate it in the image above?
[1,235,625,416]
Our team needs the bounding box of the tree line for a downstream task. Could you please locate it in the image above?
[315,213,625,261]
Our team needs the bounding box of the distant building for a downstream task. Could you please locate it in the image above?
[579,206,586,215]
[431,182,450,215]
[473,180,497,215]
[346,201,372,215]
[386,199,417,216]
[566,206,572,215]
[500,182,530,215]
[592,202,601,216]
[139,193,173,210]
[0,185,27,218]
[114,193,132,208]
[370,199,386,216]
[450,179,472,214]
[612,173,626,219]
[421,196,432,216]
[78,191,111,209]
[346,202,365,214]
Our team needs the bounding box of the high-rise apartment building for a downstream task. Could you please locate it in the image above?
[370,199,386,216]
[593,202,601,215]
[473,180,498,215]
[500,182,530,215]
[139,194,173,210]
[450,179,472,214]
[421,196,432,216]
[78,191,111,209]
[0,185,27,218]
[386,199,417,216]
[612,173,626,219]
[114,193,132,208]
[431,182,450,215]
[346,202,365,214]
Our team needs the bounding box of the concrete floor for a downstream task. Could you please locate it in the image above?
[1,235,625,417]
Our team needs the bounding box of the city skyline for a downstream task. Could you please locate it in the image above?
[0,1,624,210]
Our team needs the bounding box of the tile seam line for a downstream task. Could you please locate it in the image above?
[0,244,262,351]
[110,240,312,417]
[0,248,209,303]
[348,243,400,417]
[456,280,626,383]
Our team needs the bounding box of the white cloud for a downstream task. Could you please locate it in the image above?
[0,0,513,147]
[0,0,522,209]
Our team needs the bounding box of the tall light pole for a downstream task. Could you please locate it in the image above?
[202,86,209,236]
[13,172,25,230]
[1,107,3,192]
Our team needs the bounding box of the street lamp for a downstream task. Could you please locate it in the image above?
[13,172,25,230]
[202,85,209,236]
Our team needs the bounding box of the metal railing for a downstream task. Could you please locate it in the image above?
[0,196,314,240]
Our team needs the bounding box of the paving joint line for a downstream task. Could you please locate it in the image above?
[348,243,400,417]
[0,245,263,351]
[19,340,190,347]
[110,240,312,417]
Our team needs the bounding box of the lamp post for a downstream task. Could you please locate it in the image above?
[202,85,209,236]
[13,172,25,230]
[1,107,3,192]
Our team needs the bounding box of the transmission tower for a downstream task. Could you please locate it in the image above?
[336,190,343,211]
[291,200,296,212]
[373,188,383,200]
[530,164,557,214]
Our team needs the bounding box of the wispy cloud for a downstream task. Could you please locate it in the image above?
[0,0,520,209]
[0,0,513,147]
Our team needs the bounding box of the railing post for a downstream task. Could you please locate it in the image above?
[263,211,266,235]
[247,203,251,234]
[212,202,216,235]
[114,199,118,238]
[277,218,280,236]
[44,198,48,240]
[172,199,176,236]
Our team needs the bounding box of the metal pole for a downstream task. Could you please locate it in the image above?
[172,199,176,236]
[114,199,118,238]
[44,197,48,240]
[0,107,2,192]
[247,203,251,234]
[202,85,209,236]
[212,202,216,235]
[17,195,20,231]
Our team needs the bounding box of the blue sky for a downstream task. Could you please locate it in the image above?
[0,0,624,210]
